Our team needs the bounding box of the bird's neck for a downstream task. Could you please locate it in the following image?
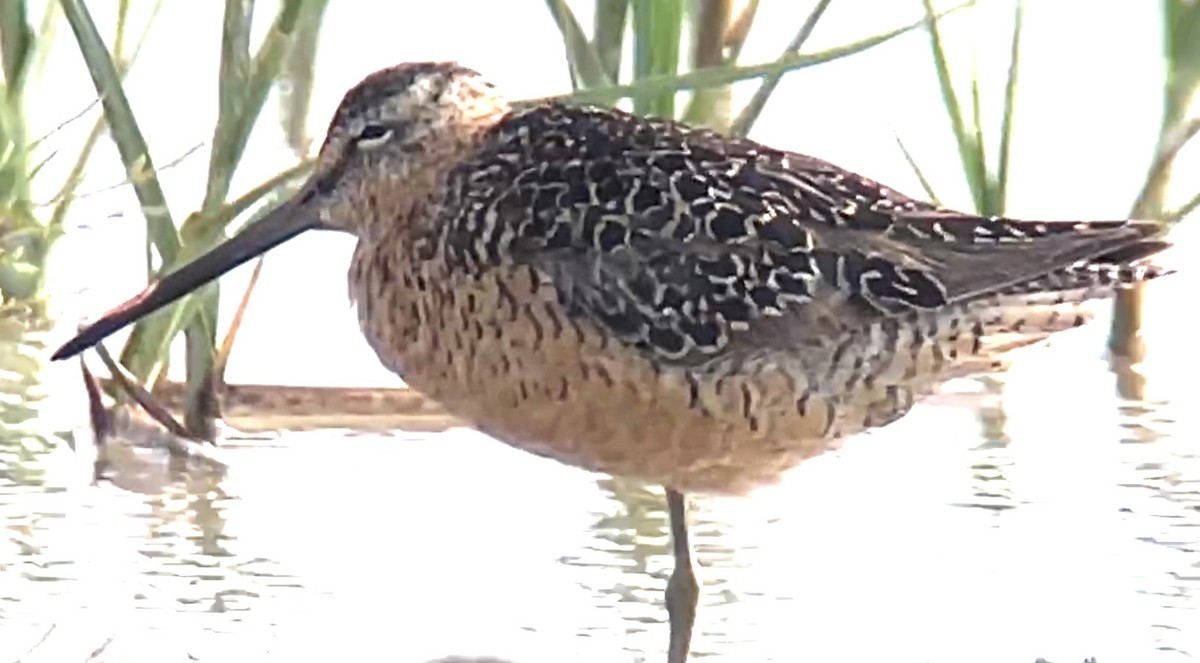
[348,230,439,380]
[346,115,505,384]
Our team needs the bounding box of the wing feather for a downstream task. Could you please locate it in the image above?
[436,103,1169,366]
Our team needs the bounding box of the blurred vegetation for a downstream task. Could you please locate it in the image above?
[0,0,43,316]
[0,1,145,321]
[539,0,966,134]
[1,1,166,464]
[1,0,1195,439]
[895,0,1025,217]
[56,0,324,437]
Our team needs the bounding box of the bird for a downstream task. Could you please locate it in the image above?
[51,61,1173,662]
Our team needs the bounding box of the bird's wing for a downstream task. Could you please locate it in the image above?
[437,103,1167,366]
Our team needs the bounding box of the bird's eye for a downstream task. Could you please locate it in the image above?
[356,124,393,149]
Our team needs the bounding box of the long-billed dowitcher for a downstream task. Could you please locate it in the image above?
[52,62,1173,662]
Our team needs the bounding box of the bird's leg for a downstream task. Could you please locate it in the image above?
[665,488,699,663]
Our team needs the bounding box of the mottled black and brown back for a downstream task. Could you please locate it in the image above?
[355,99,1171,494]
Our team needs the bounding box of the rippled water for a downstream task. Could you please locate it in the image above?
[3,303,1198,663]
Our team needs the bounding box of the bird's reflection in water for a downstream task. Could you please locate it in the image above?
[562,474,777,658]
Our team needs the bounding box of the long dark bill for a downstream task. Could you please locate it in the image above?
[51,186,324,361]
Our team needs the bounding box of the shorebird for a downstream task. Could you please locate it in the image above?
[53,62,1173,662]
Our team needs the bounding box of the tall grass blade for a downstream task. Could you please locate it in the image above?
[921,0,984,212]
[729,0,832,137]
[59,0,179,264]
[279,0,329,157]
[200,0,305,216]
[994,0,1023,216]
[1130,115,1200,218]
[682,0,735,129]
[0,0,33,93]
[893,132,943,205]
[631,0,684,117]
[1165,188,1200,225]
[205,0,254,214]
[28,1,62,85]
[968,58,990,213]
[60,0,195,382]
[593,0,629,83]
[1110,0,1200,361]
[181,0,258,427]
[212,255,263,386]
[94,341,191,440]
[47,0,166,244]
[1,0,34,209]
[723,0,762,63]
[545,0,612,90]
[1164,0,1200,129]
[529,1,972,108]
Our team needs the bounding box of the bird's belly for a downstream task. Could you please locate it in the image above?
[376,313,896,495]
[353,268,922,495]
[429,360,847,494]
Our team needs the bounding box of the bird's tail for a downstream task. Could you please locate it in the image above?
[968,242,1172,331]
[944,247,1173,374]
[846,243,1174,389]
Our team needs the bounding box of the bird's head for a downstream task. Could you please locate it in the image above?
[51,61,509,361]
[312,62,509,233]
